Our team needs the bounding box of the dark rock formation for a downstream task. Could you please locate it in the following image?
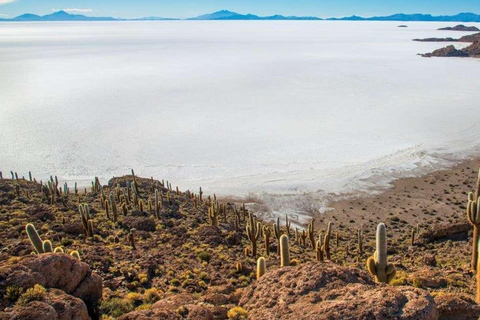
[421,45,470,57]
[438,25,480,31]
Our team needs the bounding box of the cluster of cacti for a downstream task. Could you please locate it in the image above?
[366,223,396,283]
[246,212,261,257]
[79,204,94,238]
[26,223,44,254]
[26,223,67,255]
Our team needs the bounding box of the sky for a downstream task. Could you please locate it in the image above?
[0,0,479,19]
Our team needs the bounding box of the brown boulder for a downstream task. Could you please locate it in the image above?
[239,262,437,320]
[410,268,447,289]
[435,293,480,320]
[0,253,102,319]
[122,216,156,232]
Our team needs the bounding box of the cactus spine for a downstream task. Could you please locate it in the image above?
[26,223,44,254]
[54,247,64,253]
[366,223,396,284]
[257,257,266,279]
[280,234,290,267]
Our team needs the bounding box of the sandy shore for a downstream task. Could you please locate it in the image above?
[318,157,480,237]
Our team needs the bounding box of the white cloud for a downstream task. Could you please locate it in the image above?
[0,0,18,5]
[63,8,93,13]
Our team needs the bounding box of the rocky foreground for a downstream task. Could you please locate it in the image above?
[0,168,480,319]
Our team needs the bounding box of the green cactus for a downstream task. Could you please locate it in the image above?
[411,229,416,246]
[316,236,324,262]
[263,226,271,256]
[257,257,266,279]
[366,223,396,284]
[280,234,290,267]
[322,222,332,260]
[26,223,44,254]
[467,193,480,272]
[285,215,291,236]
[54,247,64,253]
[42,240,53,253]
[109,193,118,222]
[307,219,315,249]
[70,251,81,260]
[128,232,136,250]
[273,217,281,255]
[208,204,219,226]
[246,212,261,257]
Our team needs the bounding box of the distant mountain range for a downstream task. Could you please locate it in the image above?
[1,10,480,22]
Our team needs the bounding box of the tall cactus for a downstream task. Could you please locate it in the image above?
[322,222,332,260]
[316,236,324,262]
[26,223,44,254]
[280,234,290,267]
[257,257,266,279]
[285,215,291,236]
[467,193,480,272]
[273,217,281,255]
[366,223,396,284]
[109,193,118,222]
[246,213,261,257]
[307,219,315,249]
[263,225,271,256]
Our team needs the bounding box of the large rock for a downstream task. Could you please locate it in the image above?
[0,253,102,319]
[435,293,480,320]
[239,262,437,320]
[0,289,89,320]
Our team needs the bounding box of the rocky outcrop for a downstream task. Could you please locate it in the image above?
[414,33,480,43]
[239,262,437,320]
[421,45,470,58]
[0,253,102,319]
[0,289,90,320]
[435,293,480,320]
[438,25,480,31]
[418,222,470,243]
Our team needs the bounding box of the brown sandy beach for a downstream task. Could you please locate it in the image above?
[322,157,480,235]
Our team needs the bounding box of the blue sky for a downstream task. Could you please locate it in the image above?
[0,0,478,19]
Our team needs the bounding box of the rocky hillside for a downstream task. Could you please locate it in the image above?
[0,171,479,319]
